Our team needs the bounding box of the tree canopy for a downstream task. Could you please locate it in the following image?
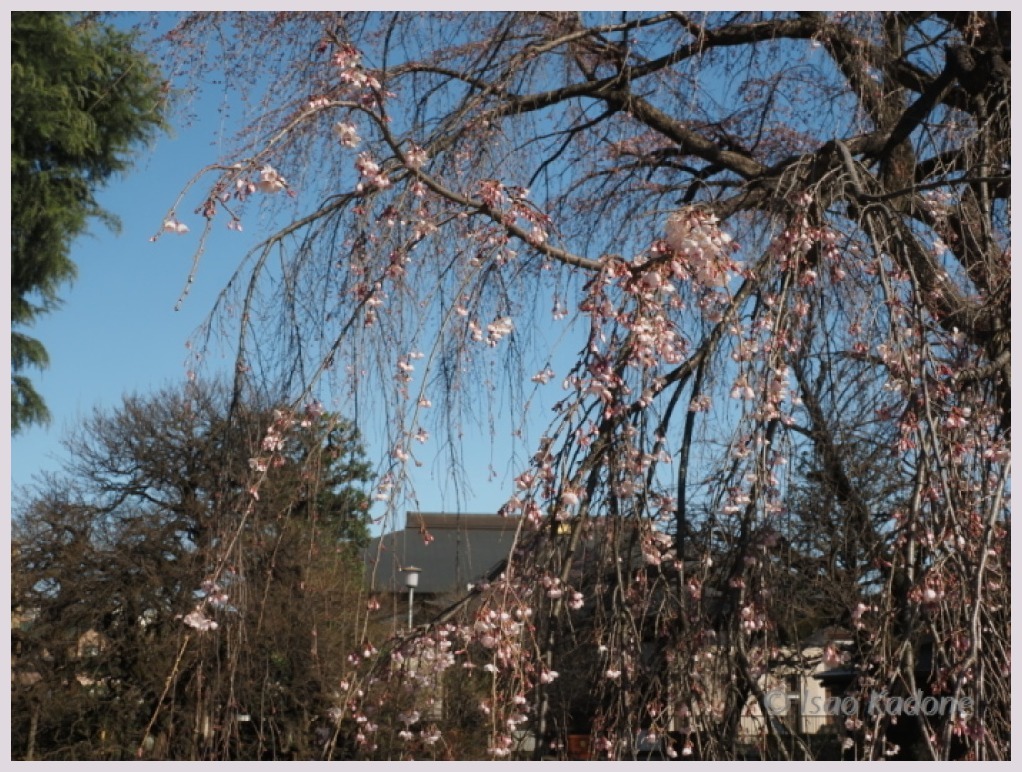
[11,382,373,760]
[10,11,167,432]
[99,11,1012,760]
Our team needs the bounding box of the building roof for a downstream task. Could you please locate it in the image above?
[364,512,522,595]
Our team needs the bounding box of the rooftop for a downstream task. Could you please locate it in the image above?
[364,512,521,595]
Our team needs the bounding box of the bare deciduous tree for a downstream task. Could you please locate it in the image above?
[12,383,372,760]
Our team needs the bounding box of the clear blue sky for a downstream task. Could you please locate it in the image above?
[10,95,247,491]
[8,46,521,521]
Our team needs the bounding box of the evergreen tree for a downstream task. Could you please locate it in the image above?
[10,12,167,432]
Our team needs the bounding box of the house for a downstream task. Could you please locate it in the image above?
[364,511,522,596]
[737,627,854,741]
[363,512,522,622]
[809,636,967,760]
[359,512,523,733]
[360,514,881,759]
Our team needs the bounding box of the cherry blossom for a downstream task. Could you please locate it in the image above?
[559,488,581,507]
[404,145,428,169]
[486,316,514,345]
[355,152,389,190]
[333,121,361,147]
[162,218,190,234]
[254,165,287,194]
[531,367,555,384]
[538,669,559,683]
[182,607,218,632]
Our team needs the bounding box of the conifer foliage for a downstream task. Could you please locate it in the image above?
[10,12,166,432]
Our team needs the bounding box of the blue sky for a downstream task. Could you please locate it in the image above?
[7,6,832,525]
[10,96,244,488]
[8,53,519,521]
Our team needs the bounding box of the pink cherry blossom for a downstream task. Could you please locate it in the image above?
[254,165,287,194]
[486,316,514,345]
[405,145,428,169]
[333,121,361,147]
[182,607,218,632]
[560,489,581,507]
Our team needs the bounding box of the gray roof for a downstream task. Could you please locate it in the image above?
[364,512,522,595]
